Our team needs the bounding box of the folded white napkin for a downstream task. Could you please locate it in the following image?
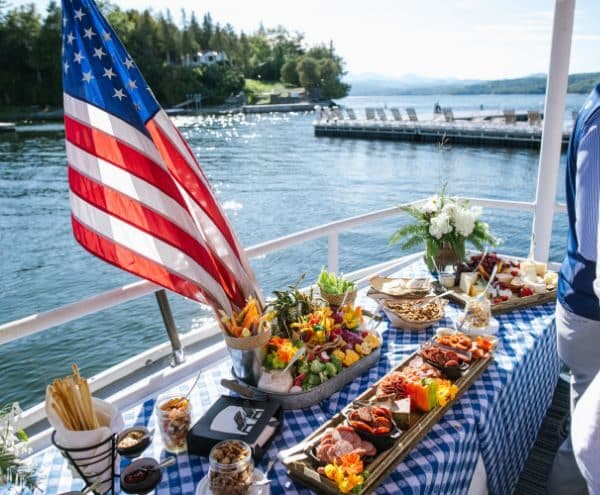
[46,391,124,489]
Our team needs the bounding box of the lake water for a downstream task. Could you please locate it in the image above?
[0,93,587,408]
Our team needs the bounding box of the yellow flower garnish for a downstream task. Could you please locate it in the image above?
[323,453,365,493]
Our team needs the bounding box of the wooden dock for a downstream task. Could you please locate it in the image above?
[314,120,571,149]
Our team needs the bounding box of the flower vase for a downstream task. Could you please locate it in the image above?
[425,240,464,273]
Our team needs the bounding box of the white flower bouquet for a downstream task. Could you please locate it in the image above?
[0,403,37,493]
[390,186,496,270]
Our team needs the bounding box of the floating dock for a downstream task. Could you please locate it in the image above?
[314,120,571,149]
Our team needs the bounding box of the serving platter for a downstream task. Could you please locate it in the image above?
[432,282,556,315]
[222,345,382,410]
[280,337,494,494]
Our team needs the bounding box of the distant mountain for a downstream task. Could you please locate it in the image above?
[346,72,600,96]
[346,74,481,96]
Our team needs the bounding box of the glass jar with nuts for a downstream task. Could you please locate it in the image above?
[465,298,491,329]
[209,440,255,495]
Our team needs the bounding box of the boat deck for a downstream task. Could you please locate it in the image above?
[514,378,569,494]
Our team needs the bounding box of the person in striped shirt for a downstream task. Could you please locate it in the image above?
[548,83,600,494]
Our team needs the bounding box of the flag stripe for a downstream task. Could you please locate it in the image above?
[147,119,257,298]
[71,216,222,308]
[66,140,203,245]
[64,93,163,166]
[68,166,245,307]
[70,192,235,313]
[146,119,241,256]
[152,110,212,189]
[64,115,186,208]
[151,113,260,294]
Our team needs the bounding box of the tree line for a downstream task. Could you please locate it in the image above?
[0,0,350,108]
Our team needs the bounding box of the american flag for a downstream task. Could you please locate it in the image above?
[61,0,261,314]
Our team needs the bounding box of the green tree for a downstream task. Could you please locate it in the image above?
[296,56,320,91]
[280,57,299,86]
[199,13,213,50]
[318,57,349,98]
[0,4,41,105]
[32,1,61,105]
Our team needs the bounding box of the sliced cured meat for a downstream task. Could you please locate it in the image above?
[333,440,355,457]
[360,439,377,457]
[315,425,377,464]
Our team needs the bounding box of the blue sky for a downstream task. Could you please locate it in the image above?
[14,0,600,80]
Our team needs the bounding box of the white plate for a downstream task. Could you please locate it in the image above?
[456,316,500,335]
[196,469,270,495]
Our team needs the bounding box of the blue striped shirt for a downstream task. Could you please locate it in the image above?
[574,122,600,263]
[558,85,600,321]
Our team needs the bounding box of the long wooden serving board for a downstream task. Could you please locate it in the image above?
[281,342,494,494]
[432,281,556,315]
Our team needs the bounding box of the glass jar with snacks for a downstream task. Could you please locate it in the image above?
[156,396,192,454]
[209,440,255,495]
[465,298,491,329]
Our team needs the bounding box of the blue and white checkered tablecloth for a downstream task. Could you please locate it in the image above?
[31,260,560,495]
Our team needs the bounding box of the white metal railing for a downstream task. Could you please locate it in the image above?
[0,196,566,347]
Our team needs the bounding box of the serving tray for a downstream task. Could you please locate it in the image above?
[222,346,381,410]
[432,281,557,315]
[280,340,494,494]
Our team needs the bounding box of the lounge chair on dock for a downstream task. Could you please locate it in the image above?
[375,108,388,121]
[333,107,343,122]
[528,110,542,126]
[365,108,376,121]
[442,108,455,123]
[390,108,402,121]
[406,107,419,122]
[346,108,357,120]
[503,109,517,124]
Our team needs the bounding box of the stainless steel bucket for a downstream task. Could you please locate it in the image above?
[227,346,265,386]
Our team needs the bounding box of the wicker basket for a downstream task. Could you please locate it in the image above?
[318,287,358,307]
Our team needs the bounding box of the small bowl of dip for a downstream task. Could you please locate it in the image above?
[438,271,456,289]
[117,426,152,458]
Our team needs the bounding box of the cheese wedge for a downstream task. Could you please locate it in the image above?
[535,261,547,277]
[525,281,547,294]
[520,260,537,280]
[460,272,478,295]
[470,283,487,298]
[544,272,558,286]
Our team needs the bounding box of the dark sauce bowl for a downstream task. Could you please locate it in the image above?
[120,458,162,494]
[117,427,152,458]
[423,357,469,381]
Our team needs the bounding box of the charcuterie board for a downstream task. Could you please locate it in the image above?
[281,333,495,494]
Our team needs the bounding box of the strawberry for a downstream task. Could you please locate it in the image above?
[520,287,534,297]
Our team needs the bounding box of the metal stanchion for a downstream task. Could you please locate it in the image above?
[155,289,185,366]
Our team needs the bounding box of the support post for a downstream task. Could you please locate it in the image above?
[328,231,339,273]
[532,0,575,262]
[155,289,185,366]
